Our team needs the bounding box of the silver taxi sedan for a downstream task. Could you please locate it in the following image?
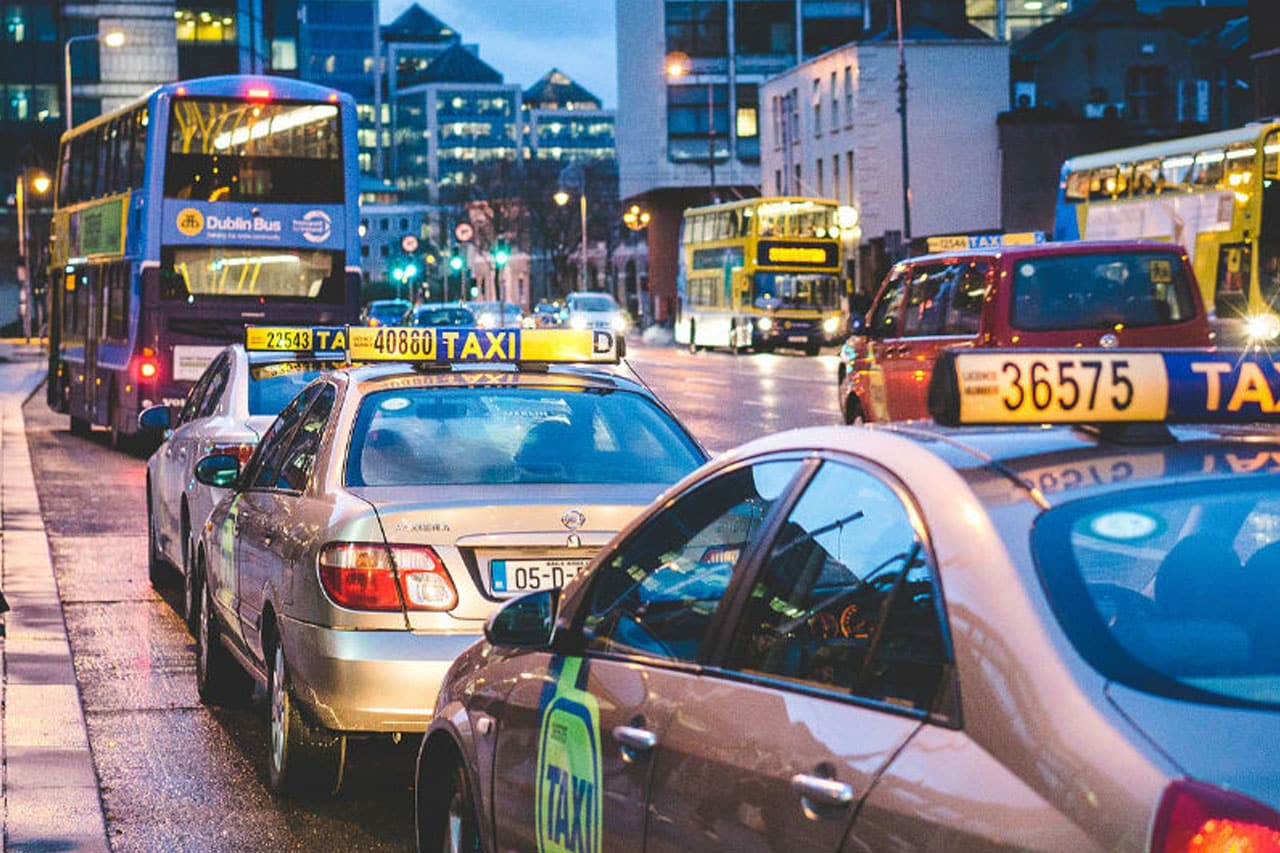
[417,348,1280,852]
[141,345,327,625]
[191,327,706,795]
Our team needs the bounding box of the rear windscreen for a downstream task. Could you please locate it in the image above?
[1011,253,1197,330]
[162,246,343,301]
[247,365,324,415]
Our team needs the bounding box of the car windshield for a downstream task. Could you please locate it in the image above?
[413,307,475,327]
[753,273,841,310]
[346,386,703,487]
[1034,478,1280,707]
[1010,252,1197,330]
[570,295,618,312]
[247,365,324,416]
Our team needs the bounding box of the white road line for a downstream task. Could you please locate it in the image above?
[808,408,837,417]
[682,391,718,400]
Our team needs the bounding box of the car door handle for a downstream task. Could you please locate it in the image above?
[612,725,657,756]
[790,774,854,809]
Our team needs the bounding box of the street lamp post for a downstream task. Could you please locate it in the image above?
[65,30,125,132]
[15,169,51,341]
[554,167,589,292]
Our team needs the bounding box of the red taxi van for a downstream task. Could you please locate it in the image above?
[838,241,1213,422]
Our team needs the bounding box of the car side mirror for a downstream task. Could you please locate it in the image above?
[193,454,241,489]
[138,404,171,432]
[484,589,559,648]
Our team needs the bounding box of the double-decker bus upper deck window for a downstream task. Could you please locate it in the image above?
[1225,144,1256,189]
[1190,149,1225,188]
[1266,131,1280,180]
[1065,169,1089,201]
[1133,159,1161,195]
[165,99,342,203]
[1161,154,1193,190]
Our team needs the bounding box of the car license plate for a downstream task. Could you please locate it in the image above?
[788,335,808,343]
[490,557,592,595]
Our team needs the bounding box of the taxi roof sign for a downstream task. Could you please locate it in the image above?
[246,325,622,366]
[930,349,1280,427]
[244,326,348,359]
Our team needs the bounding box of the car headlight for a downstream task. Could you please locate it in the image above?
[757,316,774,332]
[1246,313,1280,342]
[569,314,588,330]
[822,316,840,334]
[477,313,496,328]
[611,314,628,332]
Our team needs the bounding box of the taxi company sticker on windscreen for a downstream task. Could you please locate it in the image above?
[536,657,602,853]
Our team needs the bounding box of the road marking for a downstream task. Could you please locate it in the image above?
[683,391,717,400]
[808,408,837,417]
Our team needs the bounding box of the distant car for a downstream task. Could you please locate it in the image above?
[532,301,564,327]
[468,301,525,328]
[361,298,411,327]
[141,345,328,628]
[415,346,1280,853]
[838,241,1213,423]
[564,291,629,334]
[410,303,476,328]
[190,326,706,794]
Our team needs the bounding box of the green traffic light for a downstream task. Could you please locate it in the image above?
[449,255,463,271]
[494,248,509,266]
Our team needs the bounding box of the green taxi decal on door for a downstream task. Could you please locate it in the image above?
[536,657,602,853]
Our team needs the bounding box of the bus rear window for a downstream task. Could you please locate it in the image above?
[163,247,343,302]
[165,99,342,203]
[1011,252,1197,330]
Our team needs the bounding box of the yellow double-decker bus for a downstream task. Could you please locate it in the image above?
[1055,121,1280,337]
[675,197,846,355]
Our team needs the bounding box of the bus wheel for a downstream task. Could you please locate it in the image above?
[687,320,698,354]
[70,415,90,436]
[805,341,822,357]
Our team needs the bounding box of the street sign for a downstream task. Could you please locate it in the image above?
[454,222,474,243]
[401,234,419,253]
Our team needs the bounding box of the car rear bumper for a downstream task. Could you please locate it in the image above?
[280,615,481,734]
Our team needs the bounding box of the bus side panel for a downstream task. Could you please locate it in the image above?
[1053,200,1083,241]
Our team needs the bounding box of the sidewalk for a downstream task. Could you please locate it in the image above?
[0,340,110,852]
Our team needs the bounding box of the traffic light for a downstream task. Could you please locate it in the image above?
[449,254,464,272]
[494,242,510,268]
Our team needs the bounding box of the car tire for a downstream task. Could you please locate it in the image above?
[195,559,251,706]
[146,484,171,588]
[417,755,482,853]
[268,640,340,796]
[843,395,866,425]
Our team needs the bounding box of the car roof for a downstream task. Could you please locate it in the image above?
[898,239,1188,268]
[716,421,1280,512]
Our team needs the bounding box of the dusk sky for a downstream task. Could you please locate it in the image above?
[383,1,619,107]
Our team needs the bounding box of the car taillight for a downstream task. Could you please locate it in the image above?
[1152,780,1280,853]
[205,441,256,466]
[317,543,457,612]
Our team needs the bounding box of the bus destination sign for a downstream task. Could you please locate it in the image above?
[756,240,837,268]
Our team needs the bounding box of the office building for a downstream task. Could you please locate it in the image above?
[297,0,380,173]
[523,69,615,163]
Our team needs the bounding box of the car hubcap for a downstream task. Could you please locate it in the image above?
[271,646,286,773]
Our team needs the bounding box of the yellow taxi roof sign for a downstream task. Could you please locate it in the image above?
[346,326,622,364]
[244,326,348,358]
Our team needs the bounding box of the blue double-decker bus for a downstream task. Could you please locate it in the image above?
[47,75,361,443]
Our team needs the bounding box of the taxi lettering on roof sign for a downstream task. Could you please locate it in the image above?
[244,325,347,358]
[930,349,1280,426]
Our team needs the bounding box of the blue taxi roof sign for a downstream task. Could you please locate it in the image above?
[929,349,1280,427]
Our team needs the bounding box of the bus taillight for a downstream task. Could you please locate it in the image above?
[133,353,159,382]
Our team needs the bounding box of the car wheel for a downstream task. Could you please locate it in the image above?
[417,756,482,853]
[843,396,866,425]
[268,641,340,796]
[195,560,251,706]
[146,484,170,588]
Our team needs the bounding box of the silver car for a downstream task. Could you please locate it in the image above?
[142,345,326,626]
[191,348,706,795]
[416,347,1280,851]
[565,291,629,334]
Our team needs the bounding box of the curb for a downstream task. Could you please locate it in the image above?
[1,361,110,852]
